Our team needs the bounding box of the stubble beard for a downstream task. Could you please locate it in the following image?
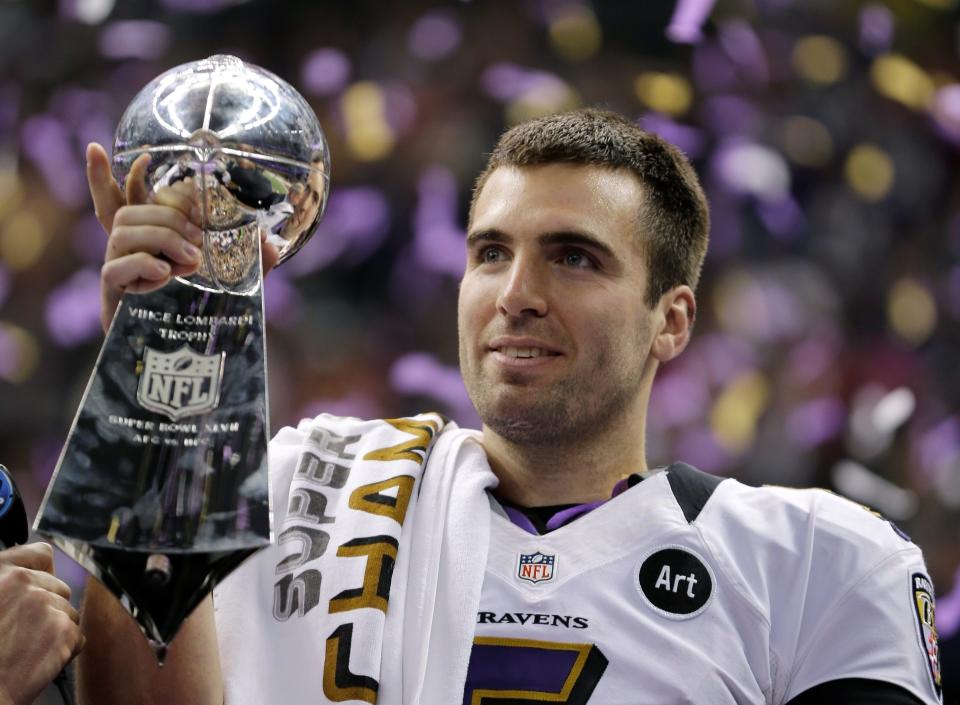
[463,334,651,449]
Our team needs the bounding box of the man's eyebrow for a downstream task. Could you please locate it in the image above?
[465,229,617,260]
[465,229,509,247]
[538,231,617,260]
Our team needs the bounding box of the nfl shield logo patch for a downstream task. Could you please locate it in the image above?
[517,551,556,584]
[137,345,225,420]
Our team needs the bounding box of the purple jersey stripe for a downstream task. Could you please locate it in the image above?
[463,642,581,703]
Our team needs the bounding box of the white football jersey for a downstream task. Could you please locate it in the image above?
[466,463,942,704]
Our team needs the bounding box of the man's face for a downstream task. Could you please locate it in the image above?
[458,163,659,446]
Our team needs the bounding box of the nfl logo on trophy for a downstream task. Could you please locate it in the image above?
[137,346,224,420]
[517,551,557,584]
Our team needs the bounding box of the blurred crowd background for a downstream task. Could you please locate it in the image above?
[1,0,959,701]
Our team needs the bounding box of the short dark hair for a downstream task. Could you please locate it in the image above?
[470,108,710,305]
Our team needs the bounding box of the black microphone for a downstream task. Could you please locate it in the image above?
[0,464,76,705]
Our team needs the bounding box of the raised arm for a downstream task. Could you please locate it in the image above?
[77,580,222,705]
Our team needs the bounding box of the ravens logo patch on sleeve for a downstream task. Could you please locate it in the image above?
[911,572,942,702]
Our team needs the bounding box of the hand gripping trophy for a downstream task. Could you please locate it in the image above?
[35,55,329,660]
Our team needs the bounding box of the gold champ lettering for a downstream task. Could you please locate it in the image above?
[321,416,439,704]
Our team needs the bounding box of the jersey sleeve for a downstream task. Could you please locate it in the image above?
[775,493,942,705]
[785,677,927,704]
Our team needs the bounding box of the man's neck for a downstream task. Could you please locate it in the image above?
[480,418,648,507]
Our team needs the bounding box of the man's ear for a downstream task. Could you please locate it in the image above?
[650,285,695,363]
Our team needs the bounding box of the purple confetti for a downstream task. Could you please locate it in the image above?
[691,333,758,387]
[649,367,710,430]
[786,337,838,386]
[930,84,960,146]
[388,249,448,309]
[667,0,717,44]
[915,417,960,483]
[755,195,804,240]
[786,397,846,448]
[76,114,114,160]
[48,88,114,161]
[44,268,103,346]
[758,29,796,85]
[412,165,466,277]
[482,63,531,101]
[949,212,960,257]
[0,327,20,381]
[58,0,114,24]
[692,41,738,94]
[523,0,583,25]
[20,114,87,208]
[159,0,243,12]
[30,440,64,490]
[700,95,763,137]
[382,81,418,135]
[0,83,19,145]
[50,88,106,123]
[57,0,80,20]
[263,266,301,329]
[390,352,480,428]
[717,20,769,86]
[408,10,463,62]
[98,20,170,60]
[481,63,567,103]
[704,188,741,258]
[711,136,789,201]
[719,275,806,342]
[300,48,351,97]
[286,187,390,276]
[72,214,109,265]
[0,263,10,309]
[945,267,960,320]
[935,565,960,638]
[859,4,894,56]
[639,113,706,158]
[675,425,733,473]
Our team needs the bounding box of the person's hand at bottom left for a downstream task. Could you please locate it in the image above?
[0,544,84,705]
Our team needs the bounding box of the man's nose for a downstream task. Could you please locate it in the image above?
[496,259,548,318]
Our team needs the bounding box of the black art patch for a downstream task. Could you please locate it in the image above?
[636,547,713,618]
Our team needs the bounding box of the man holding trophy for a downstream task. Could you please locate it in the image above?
[34,56,945,704]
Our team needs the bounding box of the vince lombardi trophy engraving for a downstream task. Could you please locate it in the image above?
[35,55,329,658]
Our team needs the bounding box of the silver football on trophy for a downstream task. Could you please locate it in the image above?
[112,54,330,293]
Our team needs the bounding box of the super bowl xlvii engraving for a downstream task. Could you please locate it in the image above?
[35,55,329,658]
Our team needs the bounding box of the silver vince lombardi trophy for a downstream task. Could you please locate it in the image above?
[35,55,329,659]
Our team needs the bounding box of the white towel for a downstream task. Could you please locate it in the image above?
[214,413,497,705]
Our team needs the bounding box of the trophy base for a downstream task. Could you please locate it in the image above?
[53,538,260,662]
